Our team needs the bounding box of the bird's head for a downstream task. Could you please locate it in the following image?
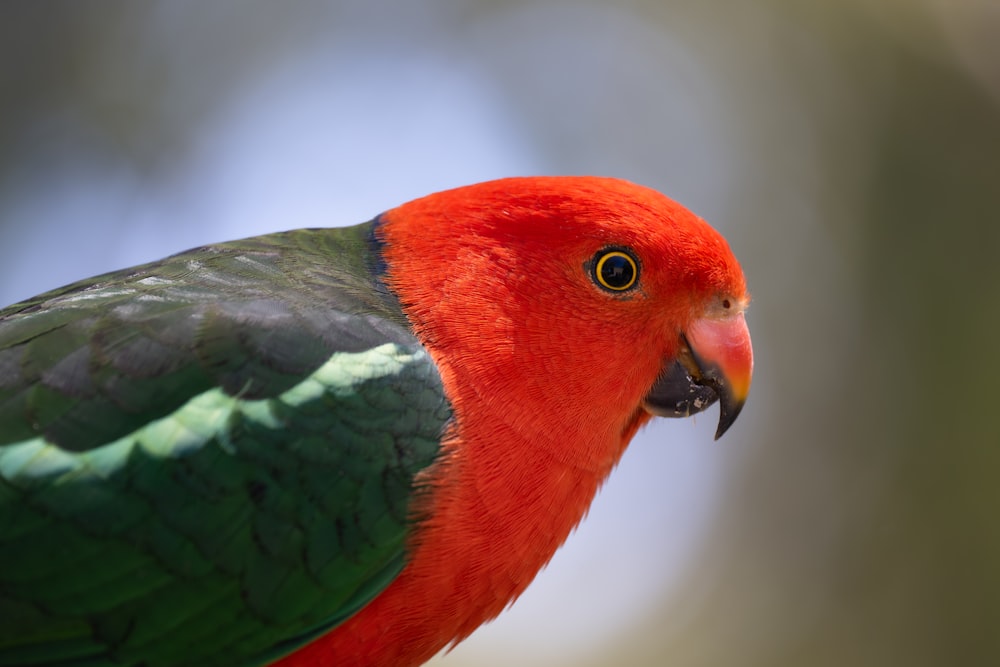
[378,176,753,452]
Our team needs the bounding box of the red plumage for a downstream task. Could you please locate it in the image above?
[275,176,751,666]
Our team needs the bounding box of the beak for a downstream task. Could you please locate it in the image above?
[642,312,753,440]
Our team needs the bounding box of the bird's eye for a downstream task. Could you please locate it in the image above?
[592,249,639,292]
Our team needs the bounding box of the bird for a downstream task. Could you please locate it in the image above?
[0,176,752,666]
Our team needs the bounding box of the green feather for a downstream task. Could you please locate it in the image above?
[0,221,450,666]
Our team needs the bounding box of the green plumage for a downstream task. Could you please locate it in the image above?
[0,222,450,666]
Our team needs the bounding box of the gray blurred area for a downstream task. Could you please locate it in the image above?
[2,1,1000,666]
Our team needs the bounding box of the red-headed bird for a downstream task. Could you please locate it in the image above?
[0,176,752,666]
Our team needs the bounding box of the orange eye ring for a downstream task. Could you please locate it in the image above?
[593,250,639,291]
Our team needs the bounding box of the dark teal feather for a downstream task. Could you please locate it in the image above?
[0,220,451,666]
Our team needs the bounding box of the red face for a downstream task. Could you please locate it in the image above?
[379,176,753,446]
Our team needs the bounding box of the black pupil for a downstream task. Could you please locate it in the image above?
[601,254,634,288]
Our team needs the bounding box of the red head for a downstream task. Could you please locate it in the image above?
[379,175,752,458]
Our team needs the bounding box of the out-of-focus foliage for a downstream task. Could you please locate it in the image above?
[2,1,999,666]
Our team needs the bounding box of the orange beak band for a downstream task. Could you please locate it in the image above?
[643,312,754,440]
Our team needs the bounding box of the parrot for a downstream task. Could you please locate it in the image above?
[0,176,753,667]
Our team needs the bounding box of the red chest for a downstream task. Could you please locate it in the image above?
[273,406,642,667]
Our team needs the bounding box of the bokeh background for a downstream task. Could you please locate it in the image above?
[2,1,999,665]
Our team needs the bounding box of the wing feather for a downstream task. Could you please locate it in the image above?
[0,221,449,666]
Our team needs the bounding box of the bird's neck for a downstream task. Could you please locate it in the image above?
[275,362,645,667]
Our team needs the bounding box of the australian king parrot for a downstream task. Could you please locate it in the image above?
[0,176,753,666]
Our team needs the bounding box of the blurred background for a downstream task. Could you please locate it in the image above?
[2,1,999,665]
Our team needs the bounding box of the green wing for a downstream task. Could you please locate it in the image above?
[0,221,450,667]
